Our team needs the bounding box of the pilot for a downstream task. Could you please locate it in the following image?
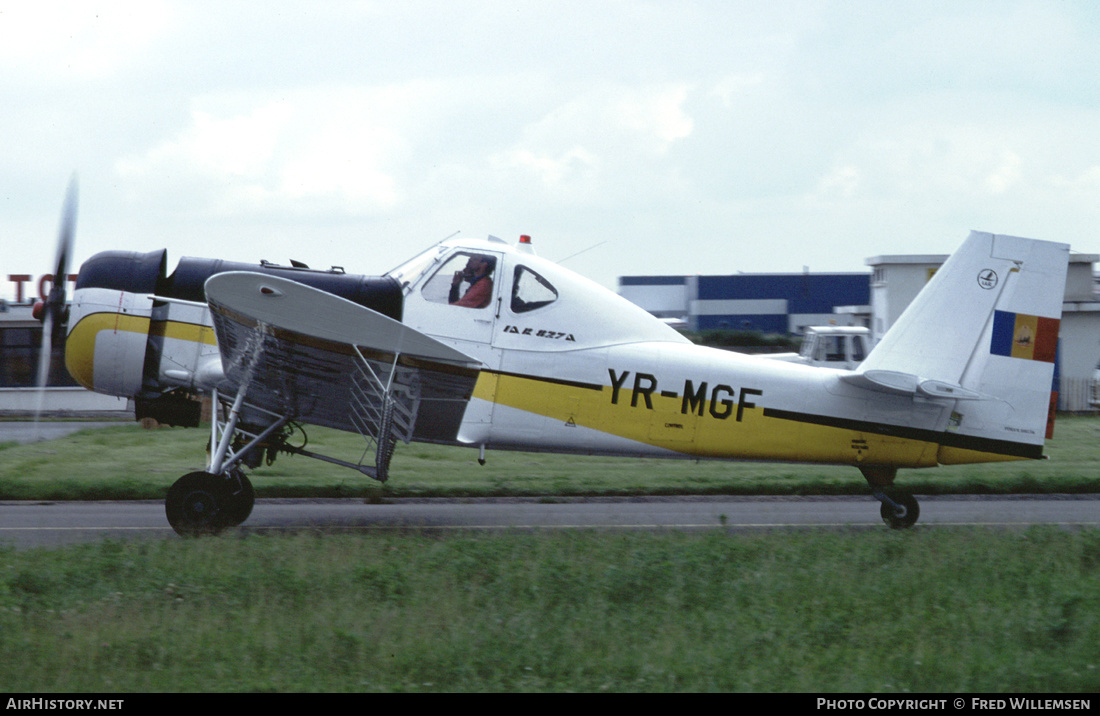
[449,254,495,308]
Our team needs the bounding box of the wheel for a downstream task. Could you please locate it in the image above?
[879,492,920,529]
[166,471,232,537]
[222,469,255,527]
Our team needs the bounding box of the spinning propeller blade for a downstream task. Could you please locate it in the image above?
[32,176,78,440]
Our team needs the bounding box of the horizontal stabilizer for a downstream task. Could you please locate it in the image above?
[841,370,986,400]
[855,231,1068,462]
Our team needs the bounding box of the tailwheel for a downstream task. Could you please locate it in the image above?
[166,471,233,537]
[879,492,920,530]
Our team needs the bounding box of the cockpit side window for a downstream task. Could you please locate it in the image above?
[421,252,497,309]
[511,265,558,314]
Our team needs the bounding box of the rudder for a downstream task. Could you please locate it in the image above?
[857,231,1069,463]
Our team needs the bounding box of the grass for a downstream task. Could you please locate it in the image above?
[2,416,1099,692]
[1,414,1099,501]
[2,528,1099,692]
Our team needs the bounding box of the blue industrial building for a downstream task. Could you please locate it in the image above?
[618,272,871,334]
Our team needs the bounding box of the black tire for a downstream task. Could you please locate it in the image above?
[223,469,255,527]
[165,471,231,537]
[880,492,920,529]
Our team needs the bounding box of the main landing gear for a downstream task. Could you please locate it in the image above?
[165,469,254,536]
[165,382,283,537]
[164,363,404,536]
[860,465,921,529]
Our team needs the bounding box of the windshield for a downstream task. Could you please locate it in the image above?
[421,252,498,309]
[385,244,449,293]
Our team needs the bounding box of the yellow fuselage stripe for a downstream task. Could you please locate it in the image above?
[63,311,1026,468]
[65,313,216,391]
[475,371,950,467]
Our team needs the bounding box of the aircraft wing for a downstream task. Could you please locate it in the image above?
[204,271,481,445]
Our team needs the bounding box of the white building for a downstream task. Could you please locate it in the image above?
[865,251,1100,411]
[0,301,131,416]
[620,249,1100,412]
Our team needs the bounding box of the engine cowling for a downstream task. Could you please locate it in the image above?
[65,249,406,422]
[65,286,154,398]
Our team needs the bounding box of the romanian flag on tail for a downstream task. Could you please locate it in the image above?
[990,310,1059,363]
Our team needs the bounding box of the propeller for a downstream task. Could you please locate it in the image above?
[32,176,78,439]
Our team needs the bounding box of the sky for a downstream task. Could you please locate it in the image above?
[3,0,1100,302]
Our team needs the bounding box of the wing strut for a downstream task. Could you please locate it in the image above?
[348,346,420,482]
[205,333,420,483]
[207,387,290,477]
[167,273,481,536]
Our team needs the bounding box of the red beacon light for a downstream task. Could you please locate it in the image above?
[516,234,536,255]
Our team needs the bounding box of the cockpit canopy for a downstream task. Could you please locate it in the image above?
[387,237,687,349]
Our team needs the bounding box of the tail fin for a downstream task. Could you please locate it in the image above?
[855,231,1069,463]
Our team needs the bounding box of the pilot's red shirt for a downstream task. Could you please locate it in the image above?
[452,276,493,308]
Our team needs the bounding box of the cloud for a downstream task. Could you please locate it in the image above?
[710,73,767,109]
[6,0,1100,298]
[0,0,172,80]
[112,78,698,226]
[816,165,862,200]
[188,104,292,177]
[113,84,455,216]
[528,84,694,155]
[984,151,1022,195]
[485,83,694,206]
[491,147,600,195]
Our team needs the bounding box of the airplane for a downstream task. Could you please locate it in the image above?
[33,180,1069,535]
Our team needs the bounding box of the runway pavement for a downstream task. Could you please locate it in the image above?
[2,495,1098,549]
[0,420,133,445]
[3,422,1098,549]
